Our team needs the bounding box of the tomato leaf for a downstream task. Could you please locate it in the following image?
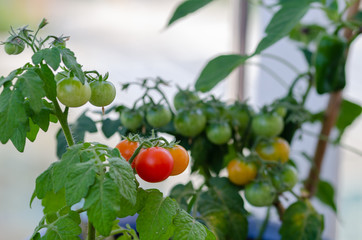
[315,180,337,213]
[52,144,83,192]
[31,100,54,132]
[335,99,362,141]
[41,188,67,215]
[195,54,248,93]
[36,64,57,101]
[43,210,82,240]
[254,0,312,54]
[280,201,324,240]
[197,177,248,240]
[60,48,85,84]
[27,118,40,142]
[173,209,216,240]
[0,68,24,87]
[0,86,28,144]
[10,123,28,152]
[32,47,61,71]
[136,189,178,240]
[65,161,97,205]
[108,157,137,205]
[118,187,148,218]
[35,163,56,199]
[167,0,214,27]
[169,182,196,211]
[102,118,121,138]
[16,69,46,113]
[84,174,121,236]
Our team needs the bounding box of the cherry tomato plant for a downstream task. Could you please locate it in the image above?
[2,0,362,240]
[0,20,213,240]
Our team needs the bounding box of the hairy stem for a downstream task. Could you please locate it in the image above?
[53,101,75,146]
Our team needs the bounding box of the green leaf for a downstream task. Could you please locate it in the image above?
[102,118,121,138]
[335,99,362,141]
[42,188,67,215]
[36,64,57,101]
[27,118,40,142]
[0,86,28,144]
[254,0,312,54]
[32,48,61,71]
[137,189,178,240]
[197,177,248,240]
[169,182,195,211]
[16,69,46,113]
[108,157,137,205]
[56,129,68,159]
[280,201,324,240]
[43,211,82,240]
[60,48,85,84]
[289,24,326,45]
[72,112,98,141]
[84,174,121,236]
[52,144,83,192]
[167,0,214,26]
[35,163,55,199]
[315,180,337,213]
[65,161,97,205]
[31,100,54,132]
[321,0,339,22]
[0,68,24,87]
[173,209,216,240]
[118,187,148,218]
[195,55,248,92]
[10,123,28,152]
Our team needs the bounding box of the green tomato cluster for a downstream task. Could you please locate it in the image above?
[56,77,116,108]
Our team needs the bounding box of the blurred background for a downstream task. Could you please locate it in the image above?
[0,0,361,239]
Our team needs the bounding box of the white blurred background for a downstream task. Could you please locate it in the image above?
[0,0,361,239]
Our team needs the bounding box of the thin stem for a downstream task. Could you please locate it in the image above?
[256,207,271,240]
[261,53,301,74]
[301,76,312,106]
[88,222,96,240]
[273,198,285,221]
[246,62,289,89]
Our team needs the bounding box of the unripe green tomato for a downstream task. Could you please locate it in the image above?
[206,122,232,145]
[173,90,200,110]
[251,113,284,138]
[244,181,277,207]
[56,77,91,107]
[271,165,298,192]
[120,108,143,131]
[146,105,172,128]
[4,42,16,55]
[89,81,116,107]
[174,108,206,137]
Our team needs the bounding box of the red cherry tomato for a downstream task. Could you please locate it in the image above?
[135,147,174,183]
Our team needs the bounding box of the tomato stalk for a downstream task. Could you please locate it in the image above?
[87,223,96,240]
[53,101,75,146]
[256,206,271,240]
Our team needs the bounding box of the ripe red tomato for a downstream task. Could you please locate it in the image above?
[167,145,189,176]
[115,139,139,164]
[135,147,174,183]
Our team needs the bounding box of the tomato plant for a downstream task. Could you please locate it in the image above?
[227,158,257,186]
[57,77,91,107]
[135,146,174,183]
[167,144,190,176]
[255,137,290,163]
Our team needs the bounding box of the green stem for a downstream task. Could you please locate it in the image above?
[128,142,145,165]
[246,62,289,89]
[256,207,271,240]
[261,53,301,74]
[88,222,96,240]
[53,101,74,146]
